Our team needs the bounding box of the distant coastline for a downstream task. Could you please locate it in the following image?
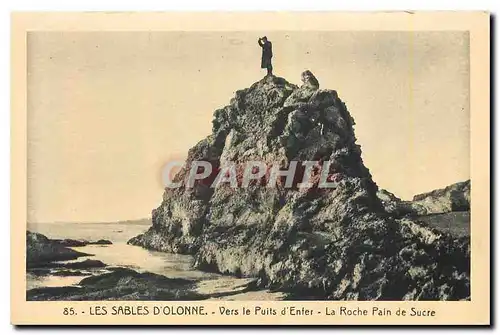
[28,217,152,227]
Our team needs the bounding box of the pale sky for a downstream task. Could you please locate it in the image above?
[27,31,470,223]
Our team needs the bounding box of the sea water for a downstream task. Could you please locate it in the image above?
[26,222,284,300]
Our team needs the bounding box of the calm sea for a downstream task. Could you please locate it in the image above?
[26,222,284,300]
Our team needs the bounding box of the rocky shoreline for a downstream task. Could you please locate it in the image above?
[26,231,205,301]
[128,72,471,300]
[26,230,267,301]
[27,267,204,301]
[26,231,92,268]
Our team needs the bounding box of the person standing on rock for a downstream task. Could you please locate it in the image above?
[258,36,273,76]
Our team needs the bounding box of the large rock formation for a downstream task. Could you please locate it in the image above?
[129,72,470,300]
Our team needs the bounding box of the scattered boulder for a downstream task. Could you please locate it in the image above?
[52,239,88,247]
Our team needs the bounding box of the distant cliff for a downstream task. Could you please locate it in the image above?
[129,72,470,300]
[378,180,470,217]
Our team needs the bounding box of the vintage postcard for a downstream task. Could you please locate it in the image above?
[11,12,490,325]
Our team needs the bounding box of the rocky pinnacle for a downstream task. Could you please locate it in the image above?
[129,71,470,300]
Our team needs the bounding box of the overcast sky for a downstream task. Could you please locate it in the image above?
[27,31,470,222]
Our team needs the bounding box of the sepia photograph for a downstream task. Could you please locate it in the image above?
[11,12,490,325]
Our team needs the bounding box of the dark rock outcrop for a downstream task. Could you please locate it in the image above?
[91,239,113,245]
[27,268,202,301]
[129,72,470,300]
[26,231,90,268]
[59,259,107,269]
[53,238,113,247]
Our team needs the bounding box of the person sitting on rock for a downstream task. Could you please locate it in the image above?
[301,70,319,88]
[258,36,273,76]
